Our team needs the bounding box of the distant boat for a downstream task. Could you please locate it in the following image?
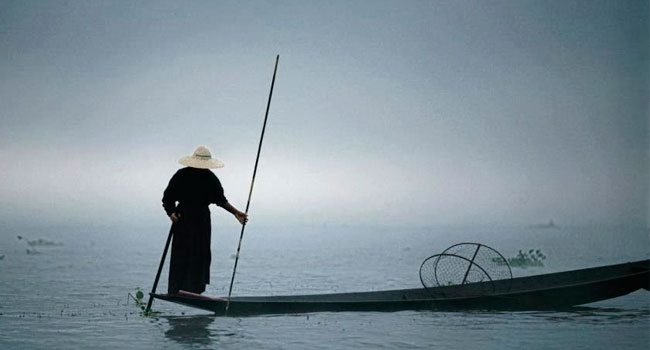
[529,219,559,229]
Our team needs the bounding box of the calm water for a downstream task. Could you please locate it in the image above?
[0,223,648,349]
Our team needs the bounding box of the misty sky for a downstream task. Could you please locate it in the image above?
[0,1,648,228]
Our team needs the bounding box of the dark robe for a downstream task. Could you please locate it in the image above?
[162,167,228,294]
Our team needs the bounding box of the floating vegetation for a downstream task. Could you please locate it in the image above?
[492,249,547,268]
[0,255,4,260]
[17,235,63,255]
[127,288,161,316]
[143,308,162,316]
[127,287,146,307]
[17,236,63,247]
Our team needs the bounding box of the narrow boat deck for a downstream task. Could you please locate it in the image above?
[151,259,649,316]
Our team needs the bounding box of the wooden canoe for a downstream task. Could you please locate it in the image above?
[151,259,649,316]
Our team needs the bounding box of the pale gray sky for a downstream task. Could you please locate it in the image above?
[0,0,647,227]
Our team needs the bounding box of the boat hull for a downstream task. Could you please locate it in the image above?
[151,259,649,316]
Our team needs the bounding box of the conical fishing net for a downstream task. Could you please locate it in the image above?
[440,243,512,283]
[419,243,512,295]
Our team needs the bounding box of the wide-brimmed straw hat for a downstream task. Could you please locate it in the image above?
[179,146,224,169]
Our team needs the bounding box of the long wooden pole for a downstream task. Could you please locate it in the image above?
[225,55,279,315]
[145,224,174,313]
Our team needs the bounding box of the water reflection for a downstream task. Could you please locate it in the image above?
[163,315,216,347]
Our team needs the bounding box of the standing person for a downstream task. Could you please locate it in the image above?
[162,145,248,295]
